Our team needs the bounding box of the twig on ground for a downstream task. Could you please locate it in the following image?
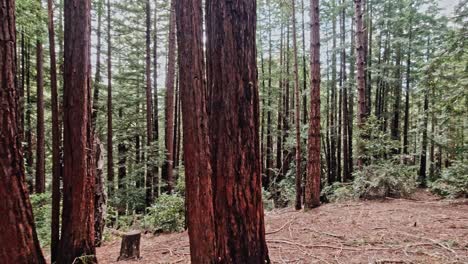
[266,217,296,235]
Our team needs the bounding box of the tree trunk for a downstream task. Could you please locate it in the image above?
[25,41,34,193]
[419,81,429,187]
[341,0,350,182]
[355,0,367,169]
[403,21,412,156]
[152,3,159,197]
[58,0,96,261]
[175,1,216,261]
[145,0,154,207]
[265,0,273,190]
[106,0,114,196]
[47,0,62,258]
[0,1,46,261]
[162,0,176,194]
[118,108,127,190]
[329,0,337,184]
[35,39,45,194]
[292,0,302,210]
[206,0,270,262]
[305,0,321,209]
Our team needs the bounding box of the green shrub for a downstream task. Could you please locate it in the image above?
[30,192,52,248]
[143,194,185,233]
[321,182,355,202]
[353,161,417,199]
[431,161,468,198]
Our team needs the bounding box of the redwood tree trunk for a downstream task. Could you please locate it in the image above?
[0,1,46,261]
[25,41,34,193]
[305,0,321,209]
[47,0,62,258]
[35,39,45,194]
[145,0,154,207]
[162,0,176,194]
[292,0,302,210]
[355,0,367,168]
[152,4,159,197]
[206,0,270,262]
[58,0,96,261]
[106,0,114,196]
[175,1,216,261]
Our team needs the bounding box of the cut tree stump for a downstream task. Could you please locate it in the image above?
[117,230,141,261]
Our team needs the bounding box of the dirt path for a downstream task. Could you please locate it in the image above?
[97,191,468,263]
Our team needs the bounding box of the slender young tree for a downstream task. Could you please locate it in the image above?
[175,1,216,261]
[106,0,114,196]
[47,0,61,257]
[25,41,34,192]
[35,38,45,194]
[206,0,270,261]
[355,0,367,168]
[152,3,159,196]
[305,0,321,209]
[163,0,176,193]
[341,0,351,181]
[292,0,302,210]
[145,0,154,206]
[0,0,46,261]
[58,0,96,261]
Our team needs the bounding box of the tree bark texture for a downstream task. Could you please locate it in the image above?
[175,1,217,261]
[58,0,96,261]
[0,1,46,261]
[305,0,321,209]
[206,0,270,262]
[35,39,45,194]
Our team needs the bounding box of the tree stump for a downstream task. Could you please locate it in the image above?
[117,230,141,261]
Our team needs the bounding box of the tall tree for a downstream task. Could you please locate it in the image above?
[25,41,34,192]
[106,0,114,196]
[206,0,270,261]
[58,0,96,261]
[355,0,367,168]
[175,0,216,261]
[292,0,302,210]
[35,37,45,194]
[0,0,46,260]
[145,0,154,206]
[341,0,351,181]
[47,0,62,258]
[152,3,159,196]
[305,0,321,209]
[265,0,273,190]
[162,0,176,194]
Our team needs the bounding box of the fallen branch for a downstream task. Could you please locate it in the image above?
[266,217,296,235]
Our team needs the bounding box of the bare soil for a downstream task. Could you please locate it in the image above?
[97,190,468,263]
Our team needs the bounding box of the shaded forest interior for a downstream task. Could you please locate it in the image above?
[1,0,467,263]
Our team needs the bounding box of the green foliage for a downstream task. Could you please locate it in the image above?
[431,161,468,198]
[30,193,52,248]
[143,194,185,233]
[353,161,418,199]
[321,182,355,202]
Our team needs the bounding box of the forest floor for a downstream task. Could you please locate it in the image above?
[97,190,468,264]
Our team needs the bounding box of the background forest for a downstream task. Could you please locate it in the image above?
[4,0,467,262]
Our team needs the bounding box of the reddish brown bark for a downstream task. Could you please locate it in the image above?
[25,40,34,193]
[145,0,154,206]
[206,0,270,262]
[35,39,45,194]
[292,0,302,210]
[47,0,62,258]
[175,1,216,261]
[0,1,46,261]
[355,0,367,168]
[162,0,176,194]
[305,0,321,209]
[58,0,96,262]
[152,4,159,197]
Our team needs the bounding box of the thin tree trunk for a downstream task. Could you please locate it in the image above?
[35,39,45,194]
[118,108,127,189]
[106,0,114,197]
[162,0,176,194]
[47,0,62,257]
[403,22,412,156]
[348,17,355,176]
[341,0,350,182]
[275,23,284,207]
[305,0,321,209]
[206,0,270,261]
[301,0,307,125]
[330,1,337,183]
[58,0,96,260]
[152,3,159,197]
[175,1,216,261]
[145,0,154,207]
[265,0,273,190]
[391,45,402,146]
[25,41,34,193]
[355,0,367,169]
[292,0,302,210]
[0,1,46,260]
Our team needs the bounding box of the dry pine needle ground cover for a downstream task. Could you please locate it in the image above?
[97,190,468,264]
